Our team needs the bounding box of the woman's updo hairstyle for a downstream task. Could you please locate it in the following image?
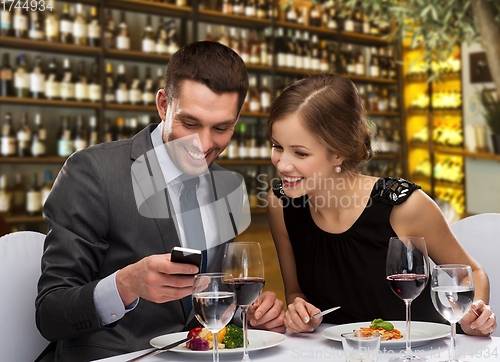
[267,73,372,171]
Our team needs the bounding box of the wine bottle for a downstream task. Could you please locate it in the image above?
[285,3,298,23]
[0,174,12,216]
[256,0,267,19]
[294,30,303,69]
[261,28,271,66]
[228,123,239,159]
[355,47,365,76]
[309,4,321,27]
[11,173,25,214]
[228,27,240,56]
[129,66,142,105]
[320,40,329,72]
[0,53,13,97]
[166,20,179,55]
[222,0,233,15]
[29,56,45,99]
[116,12,130,50]
[156,67,164,92]
[326,2,337,30]
[275,28,287,68]
[129,118,139,137]
[115,64,129,104]
[155,18,167,54]
[239,29,250,63]
[238,123,249,159]
[16,112,31,157]
[40,170,53,207]
[14,54,29,98]
[74,116,88,152]
[75,61,89,102]
[44,8,59,42]
[248,76,260,113]
[45,58,61,100]
[88,6,101,47]
[233,0,244,16]
[114,118,126,141]
[89,62,101,102]
[59,2,74,44]
[1,113,16,157]
[249,29,260,65]
[245,0,256,17]
[60,58,76,101]
[31,113,46,157]
[369,47,380,78]
[310,34,320,71]
[73,3,88,45]
[104,9,115,49]
[57,116,74,157]
[261,77,271,113]
[1,7,12,36]
[28,9,44,40]
[88,116,99,147]
[302,32,311,70]
[13,7,28,38]
[103,118,113,143]
[248,124,259,159]
[105,63,115,103]
[259,124,271,158]
[26,172,41,216]
[343,6,354,32]
[142,67,155,106]
[142,15,156,53]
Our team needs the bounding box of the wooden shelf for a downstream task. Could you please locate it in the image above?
[104,103,158,112]
[434,147,500,162]
[245,63,272,73]
[0,96,100,109]
[372,152,400,159]
[0,156,67,163]
[240,111,269,118]
[104,49,172,64]
[339,31,392,46]
[0,36,100,56]
[198,10,272,27]
[367,110,400,117]
[434,180,464,190]
[216,159,271,165]
[348,74,397,84]
[105,0,192,17]
[5,215,45,224]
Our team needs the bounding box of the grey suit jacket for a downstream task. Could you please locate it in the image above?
[36,124,246,362]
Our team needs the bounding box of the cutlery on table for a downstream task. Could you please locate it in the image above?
[310,306,341,321]
[125,336,192,362]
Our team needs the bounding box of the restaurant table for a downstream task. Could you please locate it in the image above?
[94,324,500,362]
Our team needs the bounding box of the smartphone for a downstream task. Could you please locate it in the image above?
[171,246,203,273]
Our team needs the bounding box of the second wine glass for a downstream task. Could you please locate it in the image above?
[386,236,429,362]
[223,242,265,362]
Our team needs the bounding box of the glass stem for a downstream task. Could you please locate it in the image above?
[242,307,250,361]
[213,331,219,362]
[405,299,412,358]
[450,322,457,361]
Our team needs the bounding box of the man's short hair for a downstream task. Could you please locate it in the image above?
[164,41,249,115]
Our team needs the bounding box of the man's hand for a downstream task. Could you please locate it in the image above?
[284,297,321,333]
[247,291,286,333]
[116,253,199,306]
[460,300,497,336]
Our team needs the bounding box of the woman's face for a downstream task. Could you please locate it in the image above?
[270,113,342,198]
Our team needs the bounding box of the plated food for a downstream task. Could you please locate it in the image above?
[185,324,244,351]
[357,319,403,341]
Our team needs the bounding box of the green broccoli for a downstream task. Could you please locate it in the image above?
[222,324,244,349]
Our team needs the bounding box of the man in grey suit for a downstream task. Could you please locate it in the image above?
[35,41,285,362]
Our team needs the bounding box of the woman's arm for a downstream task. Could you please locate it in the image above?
[266,189,321,332]
[390,189,496,336]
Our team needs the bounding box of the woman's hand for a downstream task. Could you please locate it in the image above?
[460,300,497,336]
[284,297,322,333]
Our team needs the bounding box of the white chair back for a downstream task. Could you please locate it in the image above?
[0,231,50,361]
[451,213,500,337]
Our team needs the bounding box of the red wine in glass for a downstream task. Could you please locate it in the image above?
[387,273,428,300]
[224,277,265,307]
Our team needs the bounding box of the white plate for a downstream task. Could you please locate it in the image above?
[150,329,286,356]
[322,321,450,349]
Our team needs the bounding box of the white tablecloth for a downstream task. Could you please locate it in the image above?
[94,324,500,362]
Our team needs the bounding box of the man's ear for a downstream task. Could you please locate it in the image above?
[156,89,167,121]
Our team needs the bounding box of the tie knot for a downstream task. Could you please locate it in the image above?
[180,175,199,190]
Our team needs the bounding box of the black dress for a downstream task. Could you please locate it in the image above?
[272,177,447,325]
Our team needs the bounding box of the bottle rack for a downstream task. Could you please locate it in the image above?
[0,0,405,229]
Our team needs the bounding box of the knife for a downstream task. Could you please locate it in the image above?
[310,306,341,321]
[125,336,193,362]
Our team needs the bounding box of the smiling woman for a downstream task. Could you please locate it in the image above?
[266,73,496,338]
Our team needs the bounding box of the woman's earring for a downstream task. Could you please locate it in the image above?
[335,164,342,173]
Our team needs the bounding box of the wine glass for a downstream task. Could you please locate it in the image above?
[386,236,429,362]
[222,242,265,362]
[192,273,237,362]
[431,264,474,362]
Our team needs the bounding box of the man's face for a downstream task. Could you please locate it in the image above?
[157,80,240,175]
